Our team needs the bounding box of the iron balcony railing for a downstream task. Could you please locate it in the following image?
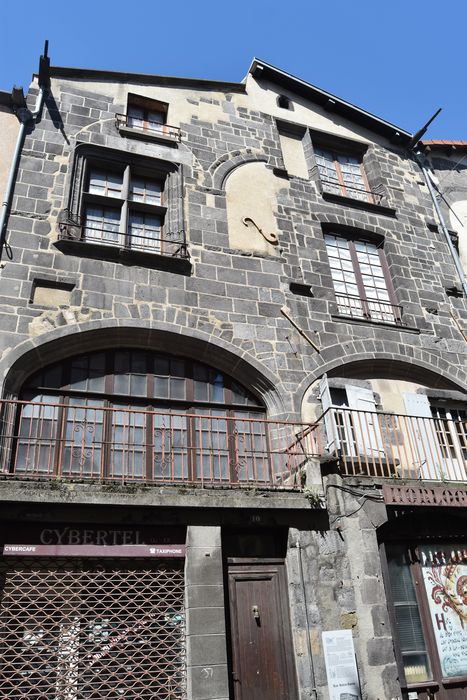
[4,400,464,488]
[321,407,467,482]
[0,400,320,490]
[115,113,181,142]
[320,177,384,204]
[334,293,403,325]
[58,212,189,260]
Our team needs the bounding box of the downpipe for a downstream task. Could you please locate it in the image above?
[0,86,46,265]
[413,151,467,297]
[296,537,318,699]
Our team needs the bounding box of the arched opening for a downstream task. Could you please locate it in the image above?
[2,347,316,488]
[302,359,467,482]
[10,349,265,485]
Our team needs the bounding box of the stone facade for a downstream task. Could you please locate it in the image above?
[0,59,466,700]
[421,140,467,288]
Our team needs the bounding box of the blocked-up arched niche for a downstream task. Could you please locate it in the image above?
[225,161,286,255]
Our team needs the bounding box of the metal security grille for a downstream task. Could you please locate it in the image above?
[0,557,186,699]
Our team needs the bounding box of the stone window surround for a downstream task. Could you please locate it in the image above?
[321,223,402,326]
[127,92,168,128]
[273,119,394,213]
[116,93,181,146]
[307,127,393,212]
[58,143,186,265]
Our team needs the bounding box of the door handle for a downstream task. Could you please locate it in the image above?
[252,605,260,623]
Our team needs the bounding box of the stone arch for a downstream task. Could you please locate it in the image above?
[297,348,467,422]
[206,149,268,191]
[320,215,398,240]
[0,320,287,417]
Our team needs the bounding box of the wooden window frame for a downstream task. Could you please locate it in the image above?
[81,160,166,253]
[314,144,373,202]
[324,232,401,324]
[381,540,467,694]
[127,94,168,133]
[60,145,187,266]
[17,351,266,484]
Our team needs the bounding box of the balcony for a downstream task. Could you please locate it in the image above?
[334,293,404,326]
[0,400,320,491]
[2,400,464,491]
[56,212,190,271]
[321,407,467,482]
[115,113,181,144]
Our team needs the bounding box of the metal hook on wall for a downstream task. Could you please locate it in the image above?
[242,217,278,245]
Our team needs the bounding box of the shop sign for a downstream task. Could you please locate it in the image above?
[420,545,467,678]
[383,484,467,507]
[38,527,144,545]
[322,629,361,700]
[2,544,186,557]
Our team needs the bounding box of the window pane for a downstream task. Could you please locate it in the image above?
[192,408,229,481]
[325,234,360,303]
[128,213,162,252]
[147,110,164,128]
[127,106,165,132]
[15,394,60,475]
[210,372,225,403]
[127,106,144,128]
[386,545,432,684]
[337,153,368,200]
[84,206,121,246]
[109,403,146,479]
[113,351,148,397]
[69,353,106,392]
[129,177,162,205]
[88,169,122,197]
[153,409,188,481]
[315,147,341,195]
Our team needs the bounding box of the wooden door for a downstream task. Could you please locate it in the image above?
[227,560,297,700]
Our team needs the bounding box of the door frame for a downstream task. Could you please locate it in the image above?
[226,557,298,700]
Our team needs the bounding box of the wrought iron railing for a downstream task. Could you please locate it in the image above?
[320,407,467,482]
[320,177,383,204]
[58,211,189,260]
[0,400,320,490]
[115,113,181,142]
[334,293,403,325]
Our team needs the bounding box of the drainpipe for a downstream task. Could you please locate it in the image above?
[0,41,50,265]
[413,150,467,297]
[297,537,318,700]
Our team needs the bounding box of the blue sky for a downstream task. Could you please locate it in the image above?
[1,0,465,139]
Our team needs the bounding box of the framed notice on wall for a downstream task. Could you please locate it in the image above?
[419,544,467,679]
[322,629,361,700]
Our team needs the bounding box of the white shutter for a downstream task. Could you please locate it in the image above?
[319,375,340,453]
[402,393,441,479]
[345,385,383,456]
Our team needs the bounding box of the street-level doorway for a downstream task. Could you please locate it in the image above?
[224,530,298,700]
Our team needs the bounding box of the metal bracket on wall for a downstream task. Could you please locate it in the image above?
[281,306,320,353]
[242,217,278,245]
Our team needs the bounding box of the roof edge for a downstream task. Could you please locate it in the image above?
[248,58,413,144]
[421,139,467,150]
[47,66,246,92]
